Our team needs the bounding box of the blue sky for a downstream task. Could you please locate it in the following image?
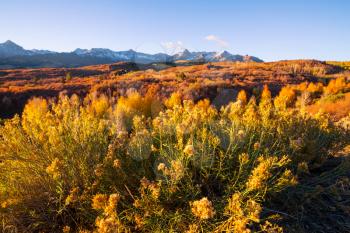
[0,0,349,61]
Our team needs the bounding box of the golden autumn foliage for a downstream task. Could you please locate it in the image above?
[237,89,248,106]
[324,77,350,95]
[164,92,182,109]
[274,86,296,109]
[2,59,347,120]
[261,84,272,100]
[0,86,349,233]
[307,82,324,93]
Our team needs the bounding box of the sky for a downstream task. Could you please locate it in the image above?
[0,0,349,61]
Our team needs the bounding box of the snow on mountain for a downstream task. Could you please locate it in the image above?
[73,48,119,59]
[30,49,57,55]
[170,50,262,62]
[0,40,263,64]
[172,49,193,60]
[213,50,234,61]
[72,48,172,63]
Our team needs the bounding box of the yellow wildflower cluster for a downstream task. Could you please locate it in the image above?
[92,194,109,211]
[140,177,161,199]
[246,156,292,192]
[218,193,263,232]
[183,144,195,156]
[238,153,250,165]
[62,226,71,233]
[65,187,79,206]
[190,197,216,220]
[157,160,185,183]
[127,128,153,161]
[46,158,63,180]
[229,194,262,223]
[95,216,128,233]
[92,193,127,233]
[246,157,275,191]
[186,224,200,233]
[113,159,121,169]
[157,162,167,172]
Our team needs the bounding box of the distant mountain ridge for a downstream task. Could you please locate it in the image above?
[0,40,263,69]
[0,40,56,57]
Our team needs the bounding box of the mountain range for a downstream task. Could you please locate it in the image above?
[0,40,263,69]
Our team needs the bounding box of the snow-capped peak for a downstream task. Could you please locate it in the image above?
[0,40,263,64]
[215,50,231,57]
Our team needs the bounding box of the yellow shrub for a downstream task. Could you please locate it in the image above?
[237,90,248,105]
[274,86,296,109]
[307,82,324,93]
[114,90,159,131]
[164,92,182,109]
[324,77,348,95]
[0,88,346,232]
[261,84,272,100]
